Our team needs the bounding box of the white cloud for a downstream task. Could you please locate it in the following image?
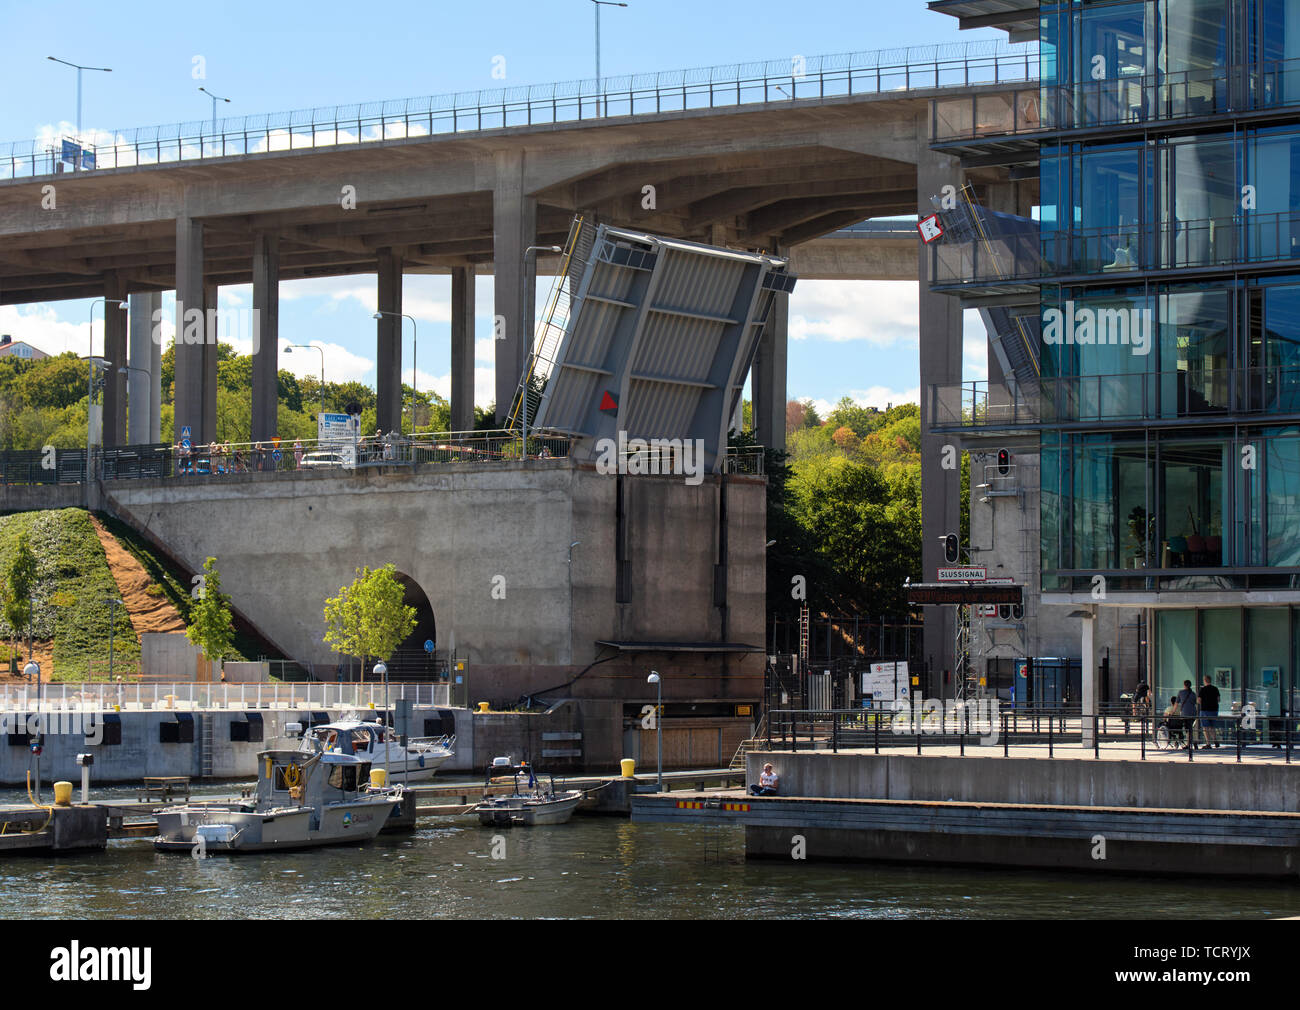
[277,340,374,384]
[789,279,919,349]
[0,304,96,357]
[807,386,921,417]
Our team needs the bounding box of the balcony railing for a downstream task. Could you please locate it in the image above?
[931,211,1300,288]
[932,57,1300,143]
[1,40,1036,182]
[930,367,1300,429]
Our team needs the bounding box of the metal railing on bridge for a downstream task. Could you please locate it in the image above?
[0,430,765,485]
[1,40,1035,181]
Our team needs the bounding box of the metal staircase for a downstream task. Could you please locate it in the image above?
[728,714,768,771]
[506,214,593,433]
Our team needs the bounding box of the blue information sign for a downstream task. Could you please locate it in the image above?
[424,640,435,654]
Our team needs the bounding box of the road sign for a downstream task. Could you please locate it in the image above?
[181,426,192,439]
[272,449,283,463]
[937,566,986,582]
[918,213,944,243]
[179,437,192,452]
[424,639,435,654]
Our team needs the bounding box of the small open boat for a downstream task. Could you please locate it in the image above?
[475,759,583,827]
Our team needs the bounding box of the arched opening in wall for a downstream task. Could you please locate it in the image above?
[389,572,438,679]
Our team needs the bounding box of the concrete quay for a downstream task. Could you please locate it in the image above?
[628,750,1300,878]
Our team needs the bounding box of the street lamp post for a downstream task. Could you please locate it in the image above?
[373,660,389,784]
[48,56,111,157]
[285,344,326,422]
[372,312,418,433]
[198,87,231,134]
[647,670,662,791]
[591,1,629,116]
[567,541,581,663]
[24,660,40,799]
[87,298,127,499]
[520,246,563,457]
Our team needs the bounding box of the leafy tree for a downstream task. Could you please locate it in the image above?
[1,533,38,659]
[322,564,416,683]
[186,556,235,676]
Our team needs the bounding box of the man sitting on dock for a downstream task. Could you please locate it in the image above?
[749,763,779,797]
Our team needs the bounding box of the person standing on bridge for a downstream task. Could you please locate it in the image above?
[293,439,303,469]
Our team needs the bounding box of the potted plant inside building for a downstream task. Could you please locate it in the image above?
[1127,506,1152,568]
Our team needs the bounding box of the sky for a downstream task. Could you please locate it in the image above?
[0,0,1002,418]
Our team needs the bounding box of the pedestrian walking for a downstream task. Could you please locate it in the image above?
[1199,675,1221,748]
[1177,679,1199,749]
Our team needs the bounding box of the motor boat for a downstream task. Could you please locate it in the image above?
[475,759,584,827]
[306,714,454,783]
[154,732,401,854]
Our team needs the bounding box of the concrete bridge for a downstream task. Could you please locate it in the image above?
[0,38,1040,694]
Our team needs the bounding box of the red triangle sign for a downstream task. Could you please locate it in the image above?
[599,391,619,412]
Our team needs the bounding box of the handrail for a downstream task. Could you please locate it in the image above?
[1,40,1035,181]
[931,365,1300,429]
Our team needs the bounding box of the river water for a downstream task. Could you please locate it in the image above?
[3,783,1298,919]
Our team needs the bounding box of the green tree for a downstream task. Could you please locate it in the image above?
[322,564,416,683]
[2,533,38,658]
[186,556,235,675]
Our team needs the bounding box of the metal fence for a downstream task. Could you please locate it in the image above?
[0,431,768,485]
[0,680,451,711]
[1,40,1035,181]
[767,706,1299,762]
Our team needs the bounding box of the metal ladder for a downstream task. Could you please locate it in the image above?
[200,714,214,779]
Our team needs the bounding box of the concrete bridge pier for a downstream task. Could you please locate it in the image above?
[127,290,162,445]
[751,261,789,451]
[375,248,404,434]
[101,270,128,447]
[250,233,280,442]
[450,265,475,431]
[173,215,217,448]
[916,132,965,696]
[493,150,537,424]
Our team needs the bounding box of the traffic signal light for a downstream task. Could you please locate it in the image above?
[997,448,1011,476]
[944,534,960,564]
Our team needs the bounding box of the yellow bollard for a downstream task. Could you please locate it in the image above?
[620,758,636,779]
[370,768,387,789]
[477,702,490,713]
[53,781,73,806]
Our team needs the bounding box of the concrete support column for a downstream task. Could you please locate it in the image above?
[752,259,788,451]
[173,216,210,446]
[493,150,537,424]
[375,249,404,435]
[251,233,280,442]
[203,283,219,443]
[127,291,162,445]
[450,265,476,431]
[917,131,965,698]
[101,271,128,447]
[1081,609,1099,748]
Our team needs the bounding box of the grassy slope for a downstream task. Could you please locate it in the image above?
[0,509,139,680]
[93,511,276,664]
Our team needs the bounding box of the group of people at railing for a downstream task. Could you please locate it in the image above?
[175,437,305,475]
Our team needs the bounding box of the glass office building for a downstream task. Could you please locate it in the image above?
[930,0,1300,717]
